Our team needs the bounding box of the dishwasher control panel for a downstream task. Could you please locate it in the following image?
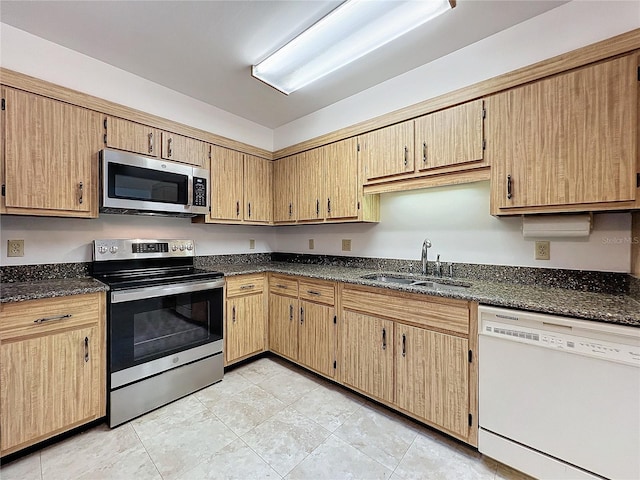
[479,306,640,367]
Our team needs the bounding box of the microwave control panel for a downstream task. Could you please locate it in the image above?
[193,177,207,207]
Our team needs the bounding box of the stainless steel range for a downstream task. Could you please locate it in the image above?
[92,239,224,427]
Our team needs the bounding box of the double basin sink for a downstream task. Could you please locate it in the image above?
[360,273,471,292]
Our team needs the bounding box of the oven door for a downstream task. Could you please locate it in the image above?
[109,279,224,388]
[101,149,194,215]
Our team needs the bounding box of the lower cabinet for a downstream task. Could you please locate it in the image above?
[225,274,266,365]
[0,293,106,456]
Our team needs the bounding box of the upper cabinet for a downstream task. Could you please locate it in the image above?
[297,148,326,222]
[161,131,210,167]
[104,116,158,157]
[2,88,102,218]
[273,154,300,224]
[207,146,272,224]
[487,53,638,215]
[325,138,361,221]
[360,120,414,182]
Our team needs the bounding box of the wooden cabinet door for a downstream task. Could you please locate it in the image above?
[225,293,265,364]
[487,54,637,212]
[415,99,484,172]
[0,324,102,454]
[340,311,394,403]
[161,132,210,167]
[299,301,335,378]
[359,120,414,182]
[210,145,244,221]
[244,154,273,223]
[326,138,359,220]
[297,148,325,221]
[4,88,101,217]
[105,116,158,157]
[396,323,469,438]
[273,155,299,223]
[268,293,298,361]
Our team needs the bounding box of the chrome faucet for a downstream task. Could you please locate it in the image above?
[421,238,431,275]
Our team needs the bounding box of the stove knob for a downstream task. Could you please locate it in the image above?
[109,246,118,254]
[186,243,193,251]
[98,246,108,254]
[171,245,178,252]
[179,244,185,251]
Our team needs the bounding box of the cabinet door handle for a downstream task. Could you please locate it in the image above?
[148,132,154,153]
[382,328,387,350]
[34,313,72,324]
[236,201,240,217]
[316,199,319,216]
[300,306,304,324]
[422,142,427,164]
[402,333,406,357]
[84,336,89,363]
[232,305,236,322]
[403,146,408,166]
[240,284,255,290]
[248,202,251,218]
[507,174,512,200]
[167,137,173,157]
[307,290,321,296]
[78,182,84,205]
[289,202,293,218]
[327,198,331,214]
[289,304,294,321]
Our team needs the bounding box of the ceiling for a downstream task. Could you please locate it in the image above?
[0,1,568,129]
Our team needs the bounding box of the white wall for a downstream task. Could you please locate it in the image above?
[0,214,276,266]
[275,182,631,272]
[273,0,640,149]
[0,23,273,151]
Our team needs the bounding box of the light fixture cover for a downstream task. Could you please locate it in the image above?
[252,0,455,94]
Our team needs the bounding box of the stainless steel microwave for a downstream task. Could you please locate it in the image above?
[100,149,209,217]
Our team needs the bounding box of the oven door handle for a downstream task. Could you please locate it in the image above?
[111,279,225,303]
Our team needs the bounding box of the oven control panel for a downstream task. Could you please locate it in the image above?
[93,239,195,260]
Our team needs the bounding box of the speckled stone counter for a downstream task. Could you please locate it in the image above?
[204,262,640,327]
[0,277,109,303]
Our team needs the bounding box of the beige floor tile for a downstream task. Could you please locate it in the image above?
[235,357,292,384]
[334,403,417,470]
[177,438,281,480]
[132,407,237,479]
[195,370,253,408]
[76,444,161,480]
[291,383,363,432]
[207,384,286,435]
[393,433,495,480]
[495,462,536,480]
[257,369,322,405]
[0,452,41,480]
[131,393,208,426]
[285,434,393,480]
[242,406,331,476]
[40,423,142,480]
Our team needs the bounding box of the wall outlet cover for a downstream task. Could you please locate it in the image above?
[249,239,255,250]
[7,239,24,257]
[342,239,352,252]
[308,239,315,250]
[535,240,550,260]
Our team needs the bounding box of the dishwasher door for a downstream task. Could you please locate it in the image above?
[478,305,640,480]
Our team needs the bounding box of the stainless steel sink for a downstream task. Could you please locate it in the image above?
[361,274,470,291]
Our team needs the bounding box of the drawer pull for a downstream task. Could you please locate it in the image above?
[84,336,89,363]
[34,313,72,324]
[276,284,288,289]
[307,290,321,296]
[240,284,255,290]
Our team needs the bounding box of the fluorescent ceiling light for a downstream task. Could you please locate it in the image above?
[252,0,455,95]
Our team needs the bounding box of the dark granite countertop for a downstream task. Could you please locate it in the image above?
[211,262,640,327]
[0,277,109,304]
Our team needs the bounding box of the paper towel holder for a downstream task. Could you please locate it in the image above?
[522,213,593,238]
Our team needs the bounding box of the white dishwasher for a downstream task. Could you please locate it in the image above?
[478,305,640,480]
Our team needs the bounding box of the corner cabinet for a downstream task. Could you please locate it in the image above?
[225,274,267,365]
[1,88,102,218]
[0,293,106,456]
[339,284,478,445]
[487,53,639,215]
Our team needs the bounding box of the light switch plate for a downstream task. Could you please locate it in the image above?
[308,239,315,250]
[342,239,352,252]
[7,239,24,257]
[249,239,255,250]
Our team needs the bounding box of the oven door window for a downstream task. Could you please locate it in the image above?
[108,163,189,205]
[110,288,223,372]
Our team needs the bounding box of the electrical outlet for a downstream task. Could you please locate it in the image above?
[249,239,255,250]
[342,239,352,252]
[7,239,24,257]
[535,240,550,260]
[308,239,315,250]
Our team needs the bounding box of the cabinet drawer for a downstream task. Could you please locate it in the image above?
[299,279,335,305]
[269,274,299,297]
[226,274,265,297]
[0,293,103,338]
[341,286,469,335]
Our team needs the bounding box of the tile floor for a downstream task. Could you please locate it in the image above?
[0,356,532,480]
